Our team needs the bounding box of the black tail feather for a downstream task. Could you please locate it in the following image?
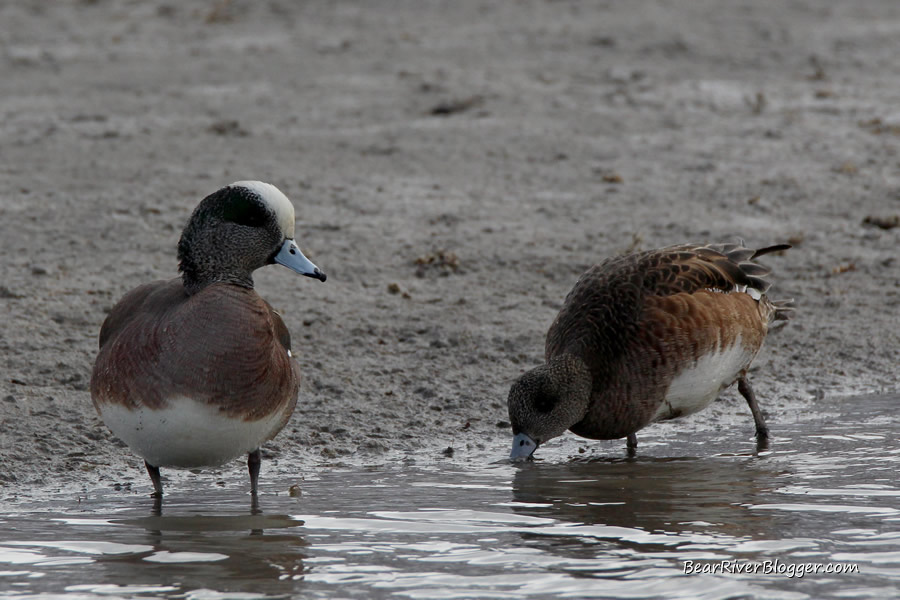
[772,298,795,321]
[751,244,792,259]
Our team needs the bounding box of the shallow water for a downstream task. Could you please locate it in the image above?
[2,394,898,600]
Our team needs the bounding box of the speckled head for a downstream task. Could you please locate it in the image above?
[507,354,593,460]
[177,181,326,294]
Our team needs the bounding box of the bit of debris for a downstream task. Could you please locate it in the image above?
[387,282,412,298]
[204,0,235,24]
[834,161,858,175]
[414,249,460,276]
[601,172,624,184]
[589,35,617,48]
[207,119,248,137]
[441,446,454,458]
[747,91,766,115]
[831,263,856,275]
[429,95,484,116]
[862,215,899,230]
[786,232,805,246]
[808,55,827,81]
[858,118,900,136]
[288,484,302,497]
[621,232,644,254]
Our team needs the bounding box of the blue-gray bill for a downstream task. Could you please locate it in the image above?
[274,239,326,281]
[510,433,538,460]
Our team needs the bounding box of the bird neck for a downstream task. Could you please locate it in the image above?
[547,353,593,422]
[177,224,255,295]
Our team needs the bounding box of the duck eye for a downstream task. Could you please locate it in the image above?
[222,192,269,228]
[534,390,556,413]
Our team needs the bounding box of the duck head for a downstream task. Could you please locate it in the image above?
[507,353,592,460]
[177,181,326,294]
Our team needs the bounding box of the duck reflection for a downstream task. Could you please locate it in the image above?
[95,494,309,597]
[511,455,785,544]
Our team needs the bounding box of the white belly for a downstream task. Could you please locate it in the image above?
[98,398,289,468]
[651,337,756,422]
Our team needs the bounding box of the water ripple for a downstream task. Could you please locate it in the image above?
[0,393,897,599]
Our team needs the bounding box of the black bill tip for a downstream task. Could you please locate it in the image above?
[306,268,327,282]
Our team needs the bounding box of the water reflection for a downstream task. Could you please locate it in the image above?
[1,494,308,599]
[1,394,898,600]
[511,455,780,534]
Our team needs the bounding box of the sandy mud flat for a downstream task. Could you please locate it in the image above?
[1,1,898,494]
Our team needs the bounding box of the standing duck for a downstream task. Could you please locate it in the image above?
[91,181,326,496]
[508,242,792,460]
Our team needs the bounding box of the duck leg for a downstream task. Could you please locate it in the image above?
[248,449,261,495]
[145,461,163,497]
[626,433,638,457]
[738,377,769,440]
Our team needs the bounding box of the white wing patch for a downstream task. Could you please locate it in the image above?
[230,180,296,239]
[707,285,762,301]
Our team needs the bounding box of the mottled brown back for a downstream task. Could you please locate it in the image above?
[546,242,789,439]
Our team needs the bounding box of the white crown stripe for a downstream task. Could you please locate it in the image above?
[229,181,296,239]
